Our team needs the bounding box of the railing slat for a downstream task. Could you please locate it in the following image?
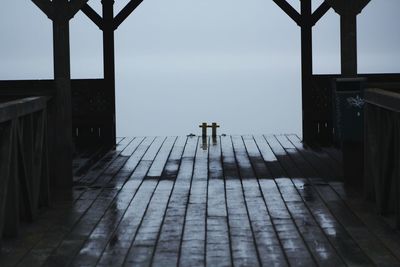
[0,96,50,241]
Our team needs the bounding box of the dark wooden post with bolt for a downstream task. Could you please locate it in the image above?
[211,122,220,138]
[199,122,220,138]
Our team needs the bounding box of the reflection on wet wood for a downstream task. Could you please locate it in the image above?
[1,134,400,267]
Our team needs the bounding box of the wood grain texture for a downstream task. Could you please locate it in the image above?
[1,135,400,267]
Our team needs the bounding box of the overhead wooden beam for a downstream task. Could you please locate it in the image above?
[272,0,301,26]
[81,4,104,30]
[31,0,53,19]
[311,2,331,26]
[68,0,90,19]
[114,0,144,30]
[326,0,370,15]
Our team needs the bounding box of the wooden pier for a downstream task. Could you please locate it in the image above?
[1,135,400,266]
[1,0,400,266]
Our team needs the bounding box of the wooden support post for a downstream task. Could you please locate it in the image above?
[32,0,89,188]
[326,0,370,76]
[211,122,220,138]
[80,0,144,148]
[300,0,314,144]
[273,0,331,144]
[102,0,116,148]
[340,11,358,76]
[200,123,207,138]
[52,0,73,188]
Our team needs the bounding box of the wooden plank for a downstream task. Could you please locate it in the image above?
[77,137,134,184]
[289,135,400,262]
[151,137,198,267]
[273,134,400,266]
[94,137,186,266]
[264,135,372,266]
[14,137,160,266]
[206,136,231,267]
[111,137,179,266]
[0,121,13,242]
[287,135,343,181]
[365,88,400,113]
[69,137,177,266]
[233,135,289,266]
[0,97,49,124]
[220,135,260,267]
[250,135,320,266]
[179,137,209,267]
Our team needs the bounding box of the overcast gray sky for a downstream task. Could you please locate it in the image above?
[0,0,399,136]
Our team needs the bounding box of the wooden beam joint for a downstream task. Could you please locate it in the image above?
[272,0,301,26]
[81,4,104,30]
[114,0,144,30]
[31,0,54,20]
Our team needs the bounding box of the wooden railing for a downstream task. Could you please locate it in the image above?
[0,97,50,241]
[364,88,400,227]
[309,73,400,145]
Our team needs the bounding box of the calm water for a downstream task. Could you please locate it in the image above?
[1,1,399,139]
[115,66,302,137]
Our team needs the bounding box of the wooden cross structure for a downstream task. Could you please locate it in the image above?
[5,0,399,189]
[199,122,220,138]
[273,0,370,144]
[30,0,143,187]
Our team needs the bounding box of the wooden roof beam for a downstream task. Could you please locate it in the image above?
[311,1,331,26]
[81,4,104,30]
[114,0,144,30]
[272,0,301,26]
[68,0,90,19]
[326,0,370,15]
[31,0,53,19]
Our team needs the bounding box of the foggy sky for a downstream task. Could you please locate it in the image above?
[0,0,399,136]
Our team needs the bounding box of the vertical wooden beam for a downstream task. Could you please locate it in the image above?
[327,0,370,76]
[52,0,73,187]
[340,9,358,76]
[102,0,116,148]
[300,0,314,144]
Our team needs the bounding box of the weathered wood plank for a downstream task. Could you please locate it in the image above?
[287,134,400,263]
[206,136,232,267]
[0,121,14,243]
[15,137,160,266]
[251,135,318,266]
[273,134,400,266]
[233,135,289,267]
[70,137,177,266]
[151,137,198,267]
[2,135,400,267]
[115,137,178,266]
[263,135,371,266]
[179,137,209,267]
[76,137,134,184]
[221,135,260,267]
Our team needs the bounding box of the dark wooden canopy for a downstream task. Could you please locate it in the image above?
[4,0,400,188]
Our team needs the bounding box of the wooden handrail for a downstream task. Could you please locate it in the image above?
[365,88,400,113]
[0,95,51,241]
[0,96,50,123]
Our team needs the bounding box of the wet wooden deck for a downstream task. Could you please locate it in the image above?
[1,134,400,267]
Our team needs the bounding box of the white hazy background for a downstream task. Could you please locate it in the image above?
[1,0,399,137]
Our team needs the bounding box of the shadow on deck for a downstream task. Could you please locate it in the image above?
[1,134,400,267]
